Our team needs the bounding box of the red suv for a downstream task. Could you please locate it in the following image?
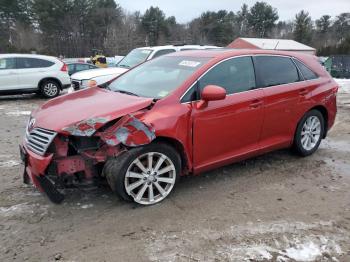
[20,49,338,205]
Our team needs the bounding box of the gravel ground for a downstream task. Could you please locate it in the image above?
[0,86,349,262]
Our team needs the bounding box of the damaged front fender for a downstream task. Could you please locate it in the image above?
[99,114,156,147]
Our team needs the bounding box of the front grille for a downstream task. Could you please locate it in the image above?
[72,80,80,90]
[25,127,57,156]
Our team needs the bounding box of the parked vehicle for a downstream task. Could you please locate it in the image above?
[0,54,70,97]
[67,62,98,76]
[70,67,128,90]
[70,45,219,90]
[20,49,338,205]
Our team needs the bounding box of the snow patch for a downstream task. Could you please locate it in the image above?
[5,110,31,116]
[0,203,46,217]
[334,78,350,94]
[81,204,94,209]
[283,241,321,261]
[0,160,20,168]
[145,220,346,262]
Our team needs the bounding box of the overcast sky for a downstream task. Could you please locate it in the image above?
[116,0,349,23]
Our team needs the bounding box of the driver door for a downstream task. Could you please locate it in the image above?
[191,56,264,172]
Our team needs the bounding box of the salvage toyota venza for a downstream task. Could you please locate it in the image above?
[20,50,338,205]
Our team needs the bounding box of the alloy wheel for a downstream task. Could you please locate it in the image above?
[124,152,176,205]
[301,115,321,151]
[43,82,58,97]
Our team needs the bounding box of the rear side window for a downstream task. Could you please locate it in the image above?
[0,58,16,69]
[152,49,176,59]
[255,56,300,87]
[76,64,90,71]
[198,56,256,95]
[294,59,318,80]
[17,58,54,69]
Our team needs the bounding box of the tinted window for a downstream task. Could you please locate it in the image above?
[181,84,198,103]
[198,56,256,95]
[255,56,300,87]
[294,59,318,80]
[76,64,90,71]
[67,64,75,71]
[152,49,176,59]
[17,58,54,69]
[0,58,16,69]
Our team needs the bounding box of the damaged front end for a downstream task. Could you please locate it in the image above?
[21,113,156,203]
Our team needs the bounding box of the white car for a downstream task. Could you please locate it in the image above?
[70,45,220,90]
[0,54,71,98]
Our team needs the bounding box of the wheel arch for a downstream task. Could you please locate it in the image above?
[152,136,190,175]
[38,77,63,90]
[308,105,329,138]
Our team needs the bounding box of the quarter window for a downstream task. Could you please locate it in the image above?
[0,58,16,69]
[255,56,300,87]
[17,58,54,69]
[198,56,256,95]
[294,59,318,80]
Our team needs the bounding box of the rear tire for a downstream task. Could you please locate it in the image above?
[103,143,181,205]
[293,110,325,157]
[40,80,60,98]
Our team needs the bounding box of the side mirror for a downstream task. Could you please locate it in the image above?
[201,85,226,102]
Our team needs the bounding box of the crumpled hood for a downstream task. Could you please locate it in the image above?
[71,67,128,80]
[32,87,153,134]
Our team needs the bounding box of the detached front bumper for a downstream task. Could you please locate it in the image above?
[19,144,64,203]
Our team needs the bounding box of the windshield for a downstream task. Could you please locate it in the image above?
[109,56,210,99]
[117,49,152,68]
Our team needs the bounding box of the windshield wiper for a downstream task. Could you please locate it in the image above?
[115,89,139,97]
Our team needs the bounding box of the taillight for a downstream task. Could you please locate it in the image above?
[61,63,68,72]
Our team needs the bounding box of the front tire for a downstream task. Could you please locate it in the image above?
[40,80,60,98]
[104,143,181,205]
[293,110,325,156]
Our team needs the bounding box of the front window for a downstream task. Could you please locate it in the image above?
[109,56,210,99]
[198,56,256,95]
[117,49,152,69]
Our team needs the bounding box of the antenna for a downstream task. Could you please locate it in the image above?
[274,41,280,50]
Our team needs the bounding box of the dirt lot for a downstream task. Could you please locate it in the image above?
[0,87,350,261]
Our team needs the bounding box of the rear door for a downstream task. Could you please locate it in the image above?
[16,57,55,89]
[253,55,305,151]
[192,56,264,171]
[0,57,18,91]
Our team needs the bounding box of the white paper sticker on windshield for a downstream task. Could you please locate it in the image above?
[158,91,169,97]
[141,50,151,54]
[179,60,201,67]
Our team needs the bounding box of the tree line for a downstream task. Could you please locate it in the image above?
[0,0,349,57]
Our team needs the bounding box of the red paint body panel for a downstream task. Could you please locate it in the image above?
[32,87,153,133]
[21,49,338,193]
[192,89,264,173]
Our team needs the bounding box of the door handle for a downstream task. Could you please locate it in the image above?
[250,99,263,108]
[299,88,308,96]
